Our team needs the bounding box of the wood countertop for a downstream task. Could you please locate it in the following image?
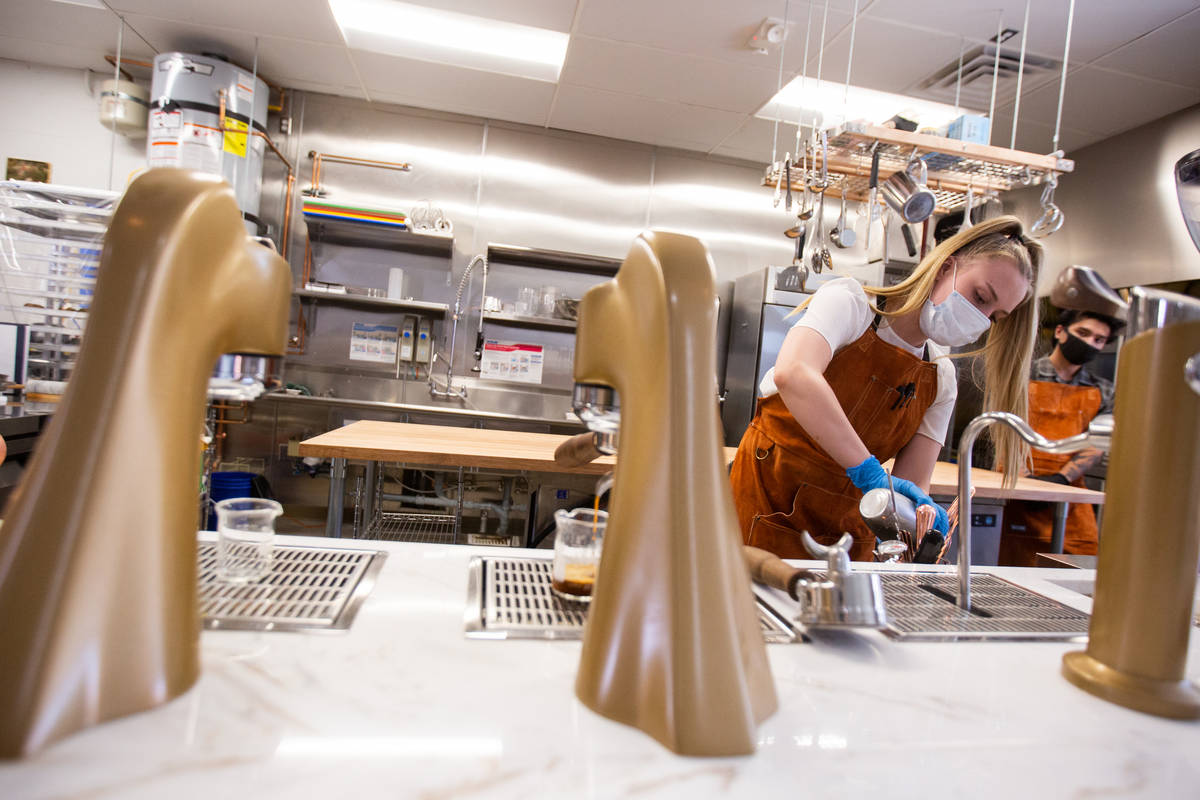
[300,420,1105,504]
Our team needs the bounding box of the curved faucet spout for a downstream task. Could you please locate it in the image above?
[955,411,1113,609]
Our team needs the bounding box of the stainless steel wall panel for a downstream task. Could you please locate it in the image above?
[646,151,792,284]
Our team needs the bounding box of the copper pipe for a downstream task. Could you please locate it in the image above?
[306,151,413,196]
[102,54,133,81]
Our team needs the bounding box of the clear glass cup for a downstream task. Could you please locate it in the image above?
[540,286,560,317]
[551,507,608,602]
[214,497,283,584]
[516,287,539,317]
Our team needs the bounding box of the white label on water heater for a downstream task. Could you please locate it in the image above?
[148,111,221,172]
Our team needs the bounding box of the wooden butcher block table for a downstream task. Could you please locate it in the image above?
[300,420,1104,544]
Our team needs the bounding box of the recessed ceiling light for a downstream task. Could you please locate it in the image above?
[758,76,982,132]
[47,0,107,8]
[329,0,570,83]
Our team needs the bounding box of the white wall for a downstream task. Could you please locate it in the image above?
[0,58,145,192]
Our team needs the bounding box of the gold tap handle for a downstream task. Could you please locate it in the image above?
[554,432,602,467]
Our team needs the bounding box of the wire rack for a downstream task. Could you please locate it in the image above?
[763,122,1074,214]
[363,510,459,544]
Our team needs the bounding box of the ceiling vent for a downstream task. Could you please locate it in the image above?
[912,45,1059,110]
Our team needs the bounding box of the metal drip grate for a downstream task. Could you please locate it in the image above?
[465,556,797,643]
[363,511,457,544]
[870,572,1090,641]
[198,542,385,631]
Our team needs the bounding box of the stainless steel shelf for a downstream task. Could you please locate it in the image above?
[482,311,577,332]
[304,215,453,256]
[486,243,621,276]
[294,288,449,316]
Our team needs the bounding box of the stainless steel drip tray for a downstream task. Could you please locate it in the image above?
[198,542,385,632]
[464,556,798,644]
[858,571,1090,642]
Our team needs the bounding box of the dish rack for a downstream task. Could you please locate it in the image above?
[0,181,118,381]
[763,122,1075,215]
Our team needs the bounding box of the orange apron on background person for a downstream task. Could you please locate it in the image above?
[730,326,938,561]
[998,380,1103,567]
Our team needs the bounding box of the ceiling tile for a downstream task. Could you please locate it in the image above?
[0,0,126,53]
[549,84,747,152]
[707,116,794,163]
[987,106,1099,155]
[353,51,556,127]
[999,65,1200,138]
[396,0,578,33]
[560,36,782,113]
[866,0,1200,64]
[253,37,359,89]
[110,0,345,45]
[0,38,106,74]
[576,0,850,71]
[1092,8,1200,90]
[121,14,260,67]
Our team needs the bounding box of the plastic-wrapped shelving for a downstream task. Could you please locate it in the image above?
[0,181,118,381]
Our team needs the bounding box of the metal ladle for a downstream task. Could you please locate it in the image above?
[830,192,856,249]
[811,190,832,274]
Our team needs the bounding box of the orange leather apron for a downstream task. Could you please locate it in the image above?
[998,380,1102,566]
[730,326,938,561]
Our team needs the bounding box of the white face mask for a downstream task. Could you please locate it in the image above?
[920,261,991,347]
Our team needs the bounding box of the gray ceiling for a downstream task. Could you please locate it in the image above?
[2,0,1198,161]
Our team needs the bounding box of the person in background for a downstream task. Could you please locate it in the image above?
[998,307,1121,566]
[731,217,1043,561]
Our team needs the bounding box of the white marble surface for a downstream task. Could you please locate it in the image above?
[3,535,1199,799]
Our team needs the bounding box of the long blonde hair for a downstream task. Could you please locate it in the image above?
[798,215,1043,484]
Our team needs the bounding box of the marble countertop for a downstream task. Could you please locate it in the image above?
[3,535,1198,799]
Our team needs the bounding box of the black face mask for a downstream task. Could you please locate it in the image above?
[1058,332,1100,365]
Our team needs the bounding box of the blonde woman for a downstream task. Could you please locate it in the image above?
[730,216,1043,560]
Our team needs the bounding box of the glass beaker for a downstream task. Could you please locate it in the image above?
[551,507,608,602]
[214,497,283,584]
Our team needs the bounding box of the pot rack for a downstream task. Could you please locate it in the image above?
[762,121,1074,215]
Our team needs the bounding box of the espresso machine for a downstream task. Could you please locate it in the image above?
[568,231,777,756]
[0,170,292,757]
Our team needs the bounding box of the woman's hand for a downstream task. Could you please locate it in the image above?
[846,455,950,534]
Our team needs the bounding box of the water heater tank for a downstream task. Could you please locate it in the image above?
[147,52,269,233]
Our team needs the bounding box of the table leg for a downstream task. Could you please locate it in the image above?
[363,460,377,536]
[1050,501,1069,553]
[326,457,347,539]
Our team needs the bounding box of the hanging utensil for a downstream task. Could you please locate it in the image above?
[772,161,783,208]
[830,191,856,249]
[961,183,975,231]
[1031,173,1064,237]
[811,191,833,274]
[784,155,793,212]
[881,151,937,224]
[900,223,918,258]
[865,143,881,250]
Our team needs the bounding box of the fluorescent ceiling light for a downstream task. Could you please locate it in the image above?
[758,76,982,131]
[48,0,107,8]
[329,0,569,83]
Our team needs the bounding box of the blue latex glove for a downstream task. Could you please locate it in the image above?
[846,456,949,535]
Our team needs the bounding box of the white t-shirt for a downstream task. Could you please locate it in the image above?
[759,277,957,445]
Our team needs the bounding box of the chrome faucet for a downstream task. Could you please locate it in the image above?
[429,253,487,400]
[955,411,1113,608]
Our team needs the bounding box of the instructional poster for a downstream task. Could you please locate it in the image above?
[480,339,544,384]
[349,322,399,364]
